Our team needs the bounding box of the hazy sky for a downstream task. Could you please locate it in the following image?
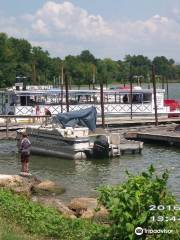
[1,0,180,61]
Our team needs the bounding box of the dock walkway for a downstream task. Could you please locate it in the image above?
[125,124,180,147]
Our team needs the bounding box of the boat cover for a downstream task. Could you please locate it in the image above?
[54,106,97,131]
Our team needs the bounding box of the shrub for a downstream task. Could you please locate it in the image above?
[92,165,180,240]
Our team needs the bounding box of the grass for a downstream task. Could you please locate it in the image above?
[0,216,44,240]
[0,189,102,240]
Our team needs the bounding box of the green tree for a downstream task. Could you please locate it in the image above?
[118,61,131,84]
[31,47,51,84]
[125,55,152,83]
[0,33,17,87]
[103,58,120,84]
[175,64,180,80]
[65,55,85,88]
[152,56,175,80]
[78,50,96,64]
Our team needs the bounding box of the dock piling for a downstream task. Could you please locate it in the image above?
[152,65,158,126]
[100,83,105,128]
[6,117,9,138]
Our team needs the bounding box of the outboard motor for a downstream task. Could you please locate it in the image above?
[93,135,109,158]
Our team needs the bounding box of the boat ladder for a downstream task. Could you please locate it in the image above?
[110,144,121,157]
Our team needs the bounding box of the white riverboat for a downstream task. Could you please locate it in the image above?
[1,82,177,119]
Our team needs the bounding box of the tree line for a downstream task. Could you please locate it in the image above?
[0,32,180,88]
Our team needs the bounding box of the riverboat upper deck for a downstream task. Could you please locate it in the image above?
[0,83,176,117]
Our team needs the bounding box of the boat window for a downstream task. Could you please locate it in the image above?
[0,93,5,114]
[5,94,9,104]
[132,94,143,104]
[9,94,18,106]
[76,94,97,104]
[143,93,151,103]
[20,96,27,106]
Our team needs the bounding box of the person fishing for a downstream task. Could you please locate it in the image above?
[20,131,31,174]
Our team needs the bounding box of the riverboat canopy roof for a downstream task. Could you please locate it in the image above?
[54,106,97,131]
[4,88,165,96]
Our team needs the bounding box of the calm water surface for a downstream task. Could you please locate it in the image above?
[0,141,179,202]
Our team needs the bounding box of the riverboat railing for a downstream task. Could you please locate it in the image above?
[12,103,153,116]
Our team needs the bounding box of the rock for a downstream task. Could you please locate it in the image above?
[81,206,109,221]
[68,197,98,217]
[32,196,76,219]
[81,209,94,219]
[93,206,109,223]
[0,174,38,196]
[0,175,65,197]
[32,180,65,196]
[68,196,109,221]
[68,197,98,211]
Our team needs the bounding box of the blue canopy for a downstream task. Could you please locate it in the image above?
[54,106,97,131]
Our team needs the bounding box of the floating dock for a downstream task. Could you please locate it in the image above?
[109,139,143,157]
[107,132,143,157]
[125,124,180,147]
[98,116,180,127]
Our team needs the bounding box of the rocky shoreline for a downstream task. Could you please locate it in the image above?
[0,174,109,222]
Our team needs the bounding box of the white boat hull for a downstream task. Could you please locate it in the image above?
[16,126,91,160]
[29,135,89,160]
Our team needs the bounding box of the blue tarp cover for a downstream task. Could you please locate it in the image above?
[54,106,97,131]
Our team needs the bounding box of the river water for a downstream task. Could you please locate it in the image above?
[0,83,179,202]
[0,142,179,202]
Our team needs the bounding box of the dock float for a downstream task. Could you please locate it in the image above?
[110,140,143,157]
[108,133,143,157]
[125,127,180,147]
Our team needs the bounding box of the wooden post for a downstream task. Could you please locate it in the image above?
[129,64,133,119]
[162,76,165,89]
[152,65,158,126]
[45,116,48,126]
[65,73,69,112]
[92,64,96,90]
[130,77,133,120]
[166,77,169,99]
[6,117,9,138]
[140,76,142,86]
[100,83,105,128]
[0,93,3,113]
[32,61,36,84]
[147,73,151,89]
[61,64,64,113]
[61,84,64,113]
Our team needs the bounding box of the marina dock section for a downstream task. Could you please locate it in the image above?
[125,124,180,147]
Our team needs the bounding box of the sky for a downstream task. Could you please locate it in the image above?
[0,0,180,62]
